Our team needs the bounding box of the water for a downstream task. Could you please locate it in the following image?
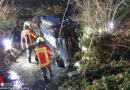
[1,52,67,90]
[8,70,24,89]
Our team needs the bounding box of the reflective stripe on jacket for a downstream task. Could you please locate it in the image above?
[34,46,52,68]
[21,29,36,48]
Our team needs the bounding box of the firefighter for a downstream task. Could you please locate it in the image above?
[34,37,53,82]
[23,21,39,36]
[21,25,36,63]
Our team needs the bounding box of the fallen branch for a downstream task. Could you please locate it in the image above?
[59,0,70,38]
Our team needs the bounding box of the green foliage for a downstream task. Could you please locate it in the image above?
[67,20,130,90]
[60,62,130,90]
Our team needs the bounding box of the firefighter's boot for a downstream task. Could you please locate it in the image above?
[44,75,49,82]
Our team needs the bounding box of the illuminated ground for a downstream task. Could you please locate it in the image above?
[8,51,67,90]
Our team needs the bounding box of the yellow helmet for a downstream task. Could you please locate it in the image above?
[36,37,44,43]
[23,21,31,29]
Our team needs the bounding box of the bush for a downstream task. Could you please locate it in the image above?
[92,31,130,63]
[60,61,130,90]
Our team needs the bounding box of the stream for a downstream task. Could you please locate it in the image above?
[7,52,67,90]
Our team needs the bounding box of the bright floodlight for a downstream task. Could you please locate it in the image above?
[110,22,114,29]
[3,39,12,50]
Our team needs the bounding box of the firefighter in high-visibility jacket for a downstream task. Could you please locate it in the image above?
[23,21,39,36]
[21,25,36,63]
[34,37,53,81]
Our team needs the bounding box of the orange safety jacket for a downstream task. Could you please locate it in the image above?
[21,29,36,48]
[34,46,52,68]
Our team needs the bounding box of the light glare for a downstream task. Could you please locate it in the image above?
[3,39,12,50]
[110,22,114,29]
